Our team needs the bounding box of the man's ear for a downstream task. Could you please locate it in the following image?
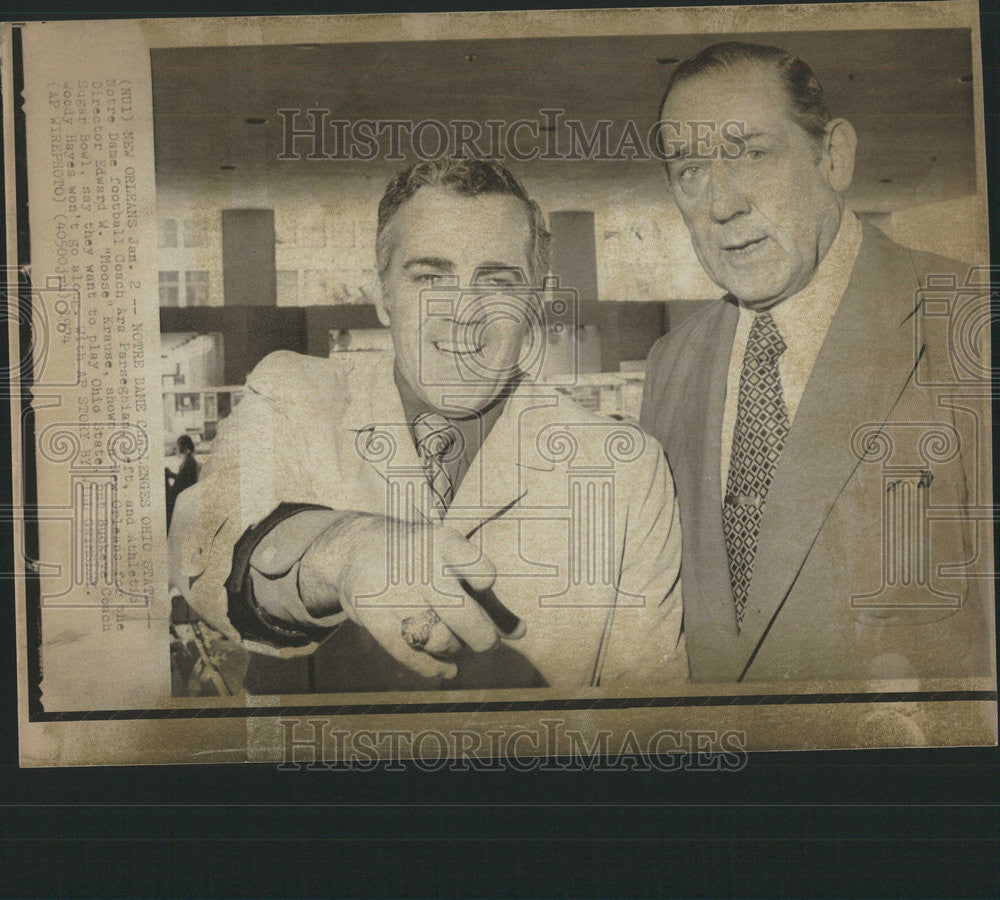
[823,118,857,193]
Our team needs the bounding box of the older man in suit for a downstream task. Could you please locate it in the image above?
[171,157,685,692]
[641,42,993,683]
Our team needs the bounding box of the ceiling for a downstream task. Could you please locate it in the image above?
[151,28,977,211]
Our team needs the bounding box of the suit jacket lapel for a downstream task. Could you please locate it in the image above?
[738,225,926,672]
[342,355,427,516]
[674,301,743,667]
[445,385,551,530]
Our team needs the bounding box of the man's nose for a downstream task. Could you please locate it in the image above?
[707,162,751,224]
[458,286,528,324]
[457,291,494,325]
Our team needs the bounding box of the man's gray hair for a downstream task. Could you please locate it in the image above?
[375,157,551,283]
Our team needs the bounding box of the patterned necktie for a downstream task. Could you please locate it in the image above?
[723,312,790,626]
[412,412,459,519]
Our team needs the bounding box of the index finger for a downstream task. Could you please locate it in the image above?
[436,527,497,594]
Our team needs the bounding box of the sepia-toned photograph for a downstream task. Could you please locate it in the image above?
[4,2,996,767]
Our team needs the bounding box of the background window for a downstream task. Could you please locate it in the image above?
[185,271,211,305]
[159,271,180,307]
[158,218,178,248]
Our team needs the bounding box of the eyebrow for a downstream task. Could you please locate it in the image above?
[663,129,774,163]
[473,263,528,278]
[402,257,455,272]
[663,147,691,164]
[663,143,711,164]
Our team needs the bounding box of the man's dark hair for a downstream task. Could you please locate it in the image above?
[375,157,550,283]
[177,435,195,453]
[658,41,832,164]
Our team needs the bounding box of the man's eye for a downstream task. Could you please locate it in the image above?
[745,149,766,161]
[473,270,528,288]
[413,272,445,284]
[677,164,702,181]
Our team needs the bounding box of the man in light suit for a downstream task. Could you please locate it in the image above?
[170,157,685,692]
[641,42,993,683]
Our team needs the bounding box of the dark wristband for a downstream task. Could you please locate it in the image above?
[225,502,338,649]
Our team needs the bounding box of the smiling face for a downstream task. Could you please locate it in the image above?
[661,62,847,306]
[377,185,539,416]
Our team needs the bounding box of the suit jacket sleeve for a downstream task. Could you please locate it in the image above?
[168,351,349,658]
[599,429,688,685]
[639,331,679,441]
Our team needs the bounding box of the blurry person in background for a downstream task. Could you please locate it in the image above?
[165,434,199,530]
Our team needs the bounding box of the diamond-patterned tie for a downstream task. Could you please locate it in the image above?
[412,412,459,519]
[723,312,790,626]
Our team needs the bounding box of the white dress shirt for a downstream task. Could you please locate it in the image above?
[721,210,863,491]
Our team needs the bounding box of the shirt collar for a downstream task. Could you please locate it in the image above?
[394,364,512,457]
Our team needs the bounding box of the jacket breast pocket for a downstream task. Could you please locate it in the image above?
[834,462,969,625]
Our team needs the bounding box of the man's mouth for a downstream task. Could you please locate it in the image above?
[722,236,768,258]
[433,340,483,356]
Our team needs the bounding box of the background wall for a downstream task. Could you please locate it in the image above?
[885,194,981,263]
[151,28,980,312]
[153,162,723,311]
